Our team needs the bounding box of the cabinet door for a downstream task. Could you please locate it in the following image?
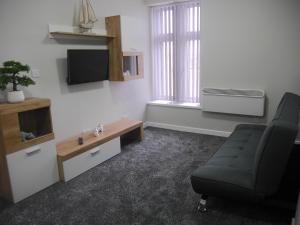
[121,16,144,52]
[6,141,59,203]
[63,138,121,182]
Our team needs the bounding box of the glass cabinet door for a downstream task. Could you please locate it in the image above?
[122,52,143,80]
[123,56,138,76]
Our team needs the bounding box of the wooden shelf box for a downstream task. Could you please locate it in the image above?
[0,98,58,202]
[123,52,144,81]
[105,15,144,81]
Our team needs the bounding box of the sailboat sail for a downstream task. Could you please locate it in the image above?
[79,0,86,25]
[79,0,97,30]
[86,0,97,23]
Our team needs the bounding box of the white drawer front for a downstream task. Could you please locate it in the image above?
[63,137,121,182]
[6,140,59,203]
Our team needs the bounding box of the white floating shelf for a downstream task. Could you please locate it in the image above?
[48,24,115,40]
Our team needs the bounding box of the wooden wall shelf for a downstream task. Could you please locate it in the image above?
[48,17,144,82]
[49,31,115,40]
[105,16,144,81]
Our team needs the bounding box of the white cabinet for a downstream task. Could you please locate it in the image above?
[62,138,121,182]
[6,140,58,203]
[120,16,144,52]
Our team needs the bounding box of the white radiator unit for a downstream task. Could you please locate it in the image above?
[202,88,265,116]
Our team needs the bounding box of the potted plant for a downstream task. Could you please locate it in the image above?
[0,60,35,103]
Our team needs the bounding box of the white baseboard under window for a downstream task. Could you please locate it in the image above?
[143,121,231,137]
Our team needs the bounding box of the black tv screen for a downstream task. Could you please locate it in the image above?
[67,49,109,85]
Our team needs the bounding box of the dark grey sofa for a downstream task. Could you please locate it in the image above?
[191,92,300,209]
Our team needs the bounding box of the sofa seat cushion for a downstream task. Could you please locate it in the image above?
[208,124,266,171]
[191,166,263,201]
[191,124,266,201]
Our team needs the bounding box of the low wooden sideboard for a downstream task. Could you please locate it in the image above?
[56,118,143,182]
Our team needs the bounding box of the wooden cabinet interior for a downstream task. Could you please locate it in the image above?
[123,52,144,81]
[0,98,54,155]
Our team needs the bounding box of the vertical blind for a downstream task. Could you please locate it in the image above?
[151,1,200,103]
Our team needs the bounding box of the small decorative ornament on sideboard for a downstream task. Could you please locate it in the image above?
[0,60,35,103]
[79,0,98,33]
[94,123,104,137]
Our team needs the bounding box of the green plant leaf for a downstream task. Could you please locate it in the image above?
[0,60,33,90]
[16,76,35,87]
[0,75,11,90]
[3,61,30,72]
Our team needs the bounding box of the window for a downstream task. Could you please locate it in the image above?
[151,1,200,103]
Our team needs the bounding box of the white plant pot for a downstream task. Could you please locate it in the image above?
[7,91,25,103]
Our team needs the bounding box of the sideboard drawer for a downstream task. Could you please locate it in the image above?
[62,137,121,182]
[6,140,59,203]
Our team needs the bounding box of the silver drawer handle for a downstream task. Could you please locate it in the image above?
[25,147,41,156]
[90,148,100,155]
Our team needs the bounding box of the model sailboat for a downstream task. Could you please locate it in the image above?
[79,0,97,32]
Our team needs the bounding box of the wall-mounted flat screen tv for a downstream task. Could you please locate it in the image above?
[67,49,109,85]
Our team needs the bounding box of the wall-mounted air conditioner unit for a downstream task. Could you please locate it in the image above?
[202,88,265,116]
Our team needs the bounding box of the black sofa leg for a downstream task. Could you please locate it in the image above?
[197,194,208,212]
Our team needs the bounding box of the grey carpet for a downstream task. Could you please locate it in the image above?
[0,127,292,225]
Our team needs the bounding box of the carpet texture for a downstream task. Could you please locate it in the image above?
[0,127,292,225]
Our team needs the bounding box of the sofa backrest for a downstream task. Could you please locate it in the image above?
[253,121,298,195]
[272,92,300,124]
[253,92,300,195]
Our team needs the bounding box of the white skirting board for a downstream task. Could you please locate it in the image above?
[144,122,300,145]
[144,121,232,137]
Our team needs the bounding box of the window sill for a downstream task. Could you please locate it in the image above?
[147,100,201,110]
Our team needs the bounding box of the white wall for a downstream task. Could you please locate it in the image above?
[1,0,300,140]
[0,0,151,142]
[147,0,300,134]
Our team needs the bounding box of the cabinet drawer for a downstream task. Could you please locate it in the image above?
[63,137,121,182]
[6,140,59,203]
